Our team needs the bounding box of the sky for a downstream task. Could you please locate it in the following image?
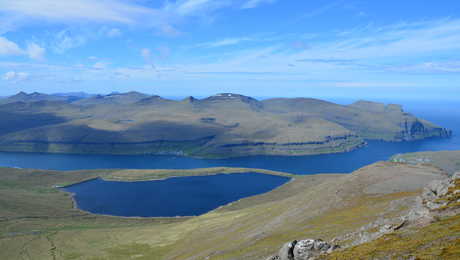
[0,0,460,100]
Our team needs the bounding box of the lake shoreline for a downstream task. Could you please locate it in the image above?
[62,171,293,218]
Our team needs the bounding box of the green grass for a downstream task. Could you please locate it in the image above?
[325,214,460,260]
[0,160,455,259]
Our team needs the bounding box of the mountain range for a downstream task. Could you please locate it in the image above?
[0,91,451,157]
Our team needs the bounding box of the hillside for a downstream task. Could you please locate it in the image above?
[391,150,460,175]
[1,151,459,259]
[0,92,451,158]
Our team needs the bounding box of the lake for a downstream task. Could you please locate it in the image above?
[0,101,458,174]
[63,173,290,217]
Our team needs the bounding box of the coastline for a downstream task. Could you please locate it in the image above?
[0,132,452,159]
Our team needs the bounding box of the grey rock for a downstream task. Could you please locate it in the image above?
[278,240,297,260]
[407,173,460,221]
[274,239,338,260]
[453,172,460,180]
[425,179,450,198]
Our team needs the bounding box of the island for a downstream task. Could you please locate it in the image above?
[0,92,452,158]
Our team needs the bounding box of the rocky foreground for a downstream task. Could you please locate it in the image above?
[267,172,460,260]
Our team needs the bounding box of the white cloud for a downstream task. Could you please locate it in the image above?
[0,36,23,56]
[0,0,154,24]
[197,37,253,48]
[26,42,45,60]
[2,71,29,82]
[387,61,460,74]
[165,0,230,16]
[161,18,460,82]
[0,0,274,37]
[0,0,233,32]
[0,0,170,37]
[158,24,182,37]
[292,19,460,62]
[93,62,109,70]
[53,29,87,53]
[106,28,122,38]
[242,0,277,9]
[0,37,45,60]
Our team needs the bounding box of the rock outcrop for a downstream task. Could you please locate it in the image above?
[267,172,460,260]
[407,171,460,223]
[267,239,339,260]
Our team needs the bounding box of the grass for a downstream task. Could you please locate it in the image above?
[390,150,460,175]
[0,160,455,259]
[324,214,460,260]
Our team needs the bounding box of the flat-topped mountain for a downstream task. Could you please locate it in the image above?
[0,92,451,157]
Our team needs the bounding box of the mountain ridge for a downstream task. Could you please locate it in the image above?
[0,92,451,158]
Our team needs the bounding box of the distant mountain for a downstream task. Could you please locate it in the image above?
[73,91,150,106]
[0,92,451,157]
[0,92,66,104]
[52,92,96,99]
[0,91,92,104]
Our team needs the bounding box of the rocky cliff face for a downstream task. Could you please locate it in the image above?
[398,119,452,141]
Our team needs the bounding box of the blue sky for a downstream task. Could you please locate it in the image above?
[1,0,460,100]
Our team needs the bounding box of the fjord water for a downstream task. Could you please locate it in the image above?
[63,173,290,217]
[0,101,458,174]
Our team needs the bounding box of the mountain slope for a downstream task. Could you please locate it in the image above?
[0,92,451,157]
[0,158,452,259]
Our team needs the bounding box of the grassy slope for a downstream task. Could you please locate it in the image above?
[391,150,460,175]
[0,167,294,260]
[324,214,460,260]
[325,177,460,260]
[0,93,449,157]
[0,161,449,260]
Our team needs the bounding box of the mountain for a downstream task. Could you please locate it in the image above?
[73,91,150,106]
[52,91,96,100]
[0,92,91,104]
[0,92,451,157]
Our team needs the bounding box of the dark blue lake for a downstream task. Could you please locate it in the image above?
[0,100,458,174]
[63,173,290,217]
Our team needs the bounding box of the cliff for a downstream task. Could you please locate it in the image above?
[0,92,451,157]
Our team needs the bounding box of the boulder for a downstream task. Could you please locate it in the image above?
[278,240,296,260]
[274,239,339,260]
